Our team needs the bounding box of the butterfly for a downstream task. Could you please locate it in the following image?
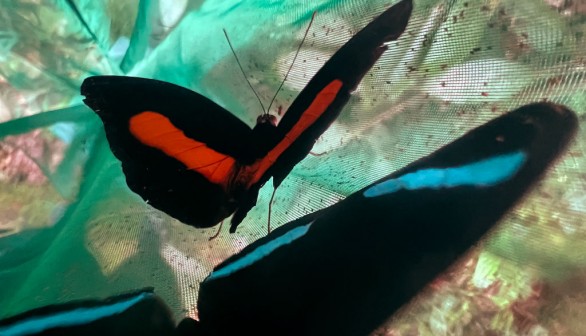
[80,0,413,233]
[193,103,578,335]
[0,103,577,336]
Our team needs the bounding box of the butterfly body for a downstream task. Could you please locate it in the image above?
[81,0,413,231]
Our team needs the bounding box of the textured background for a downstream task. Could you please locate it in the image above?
[0,0,584,334]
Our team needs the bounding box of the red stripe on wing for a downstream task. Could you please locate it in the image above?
[248,79,343,187]
[129,111,236,189]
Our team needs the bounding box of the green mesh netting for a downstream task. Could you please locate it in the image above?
[0,0,584,334]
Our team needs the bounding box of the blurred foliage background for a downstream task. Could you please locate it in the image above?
[0,0,584,334]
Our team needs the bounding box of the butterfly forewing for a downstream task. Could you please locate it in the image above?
[81,76,255,228]
[229,0,414,229]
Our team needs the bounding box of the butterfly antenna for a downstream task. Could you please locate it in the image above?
[267,188,279,234]
[208,220,224,241]
[266,11,317,115]
[223,28,267,114]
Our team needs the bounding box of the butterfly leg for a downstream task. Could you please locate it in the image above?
[267,187,278,234]
[229,189,261,233]
[208,220,224,241]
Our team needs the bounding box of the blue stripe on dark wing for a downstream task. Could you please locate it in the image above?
[0,292,152,336]
[207,222,313,281]
[363,151,526,198]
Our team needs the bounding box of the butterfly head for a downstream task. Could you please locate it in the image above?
[256,113,278,127]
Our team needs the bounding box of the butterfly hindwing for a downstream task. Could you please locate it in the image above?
[81,76,254,227]
[195,103,578,336]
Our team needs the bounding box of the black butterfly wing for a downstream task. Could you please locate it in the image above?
[0,288,176,336]
[228,0,414,230]
[196,103,578,336]
[81,76,255,228]
[268,0,413,184]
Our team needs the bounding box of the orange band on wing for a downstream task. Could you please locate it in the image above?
[129,111,236,188]
[248,79,343,187]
